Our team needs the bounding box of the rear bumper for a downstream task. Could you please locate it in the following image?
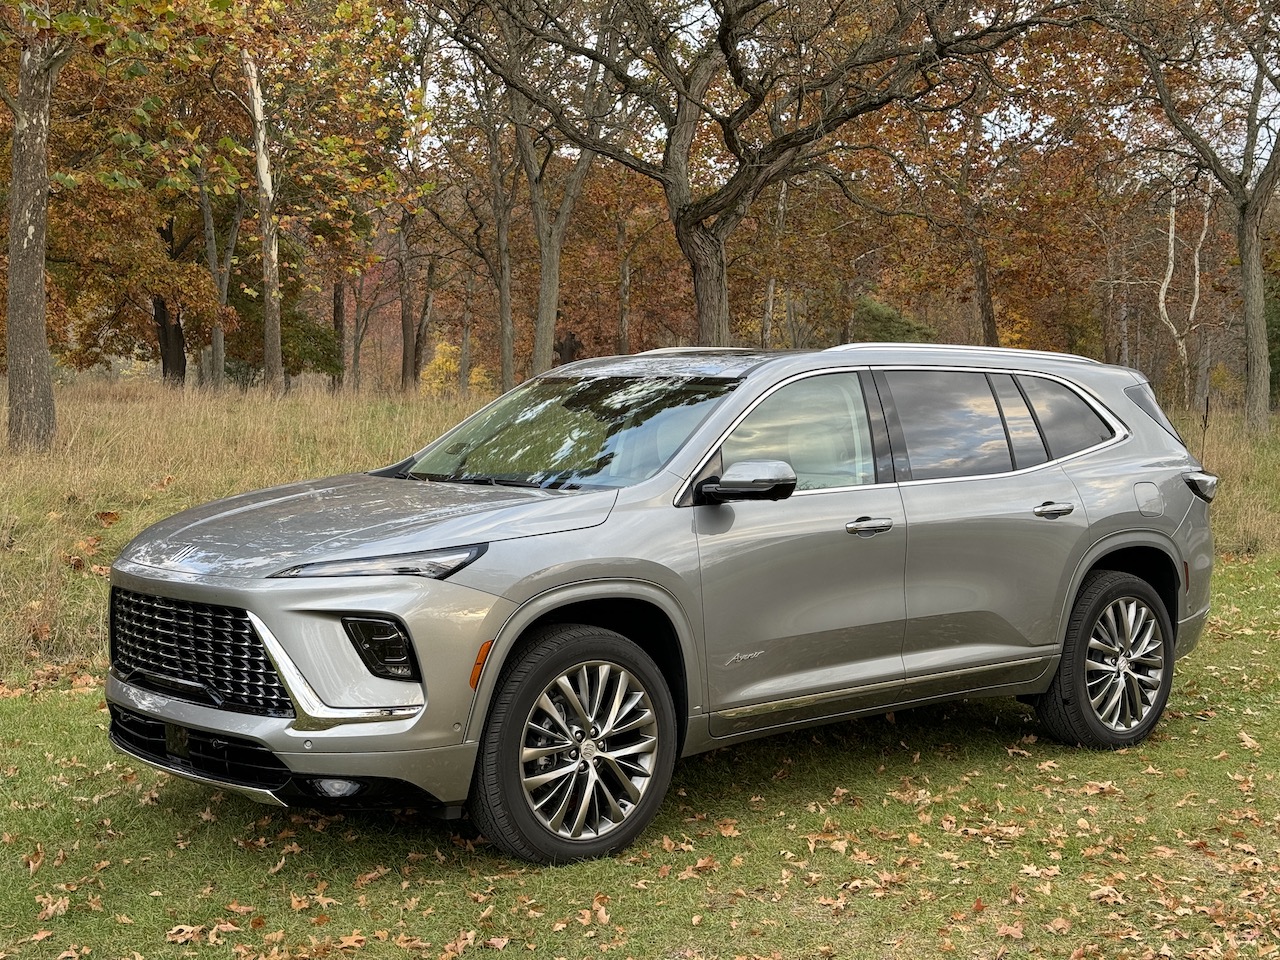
[1175,599,1210,659]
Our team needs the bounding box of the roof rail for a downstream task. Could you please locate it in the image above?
[822,342,1101,365]
[638,346,758,355]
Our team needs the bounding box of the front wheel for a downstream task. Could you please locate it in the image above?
[468,624,677,863]
[1036,571,1174,749]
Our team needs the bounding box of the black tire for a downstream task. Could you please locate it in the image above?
[468,624,677,863]
[1036,570,1175,749]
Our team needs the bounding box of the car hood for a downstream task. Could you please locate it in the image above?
[118,473,619,578]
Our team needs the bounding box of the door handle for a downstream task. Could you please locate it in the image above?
[1033,501,1075,519]
[846,517,894,537]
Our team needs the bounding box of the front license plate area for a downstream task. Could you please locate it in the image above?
[165,722,191,761]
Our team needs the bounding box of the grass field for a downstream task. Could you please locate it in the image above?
[1,381,1278,960]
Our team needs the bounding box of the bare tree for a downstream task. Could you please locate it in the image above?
[1156,187,1213,409]
[434,0,1073,346]
[1096,0,1280,430]
[428,52,523,389]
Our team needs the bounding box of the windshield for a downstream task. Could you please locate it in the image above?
[408,375,738,489]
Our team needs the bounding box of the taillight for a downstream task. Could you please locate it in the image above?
[1184,471,1218,503]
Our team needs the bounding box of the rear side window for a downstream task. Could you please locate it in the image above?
[1018,376,1114,459]
[990,374,1049,470]
[883,371,1013,480]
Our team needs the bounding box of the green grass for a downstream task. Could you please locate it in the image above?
[2,383,1279,959]
[2,557,1278,959]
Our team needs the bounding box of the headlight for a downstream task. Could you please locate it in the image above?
[272,544,486,579]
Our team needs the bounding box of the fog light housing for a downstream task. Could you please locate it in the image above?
[343,617,420,682]
[312,778,364,799]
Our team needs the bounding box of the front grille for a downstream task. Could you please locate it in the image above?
[109,704,292,790]
[110,588,294,717]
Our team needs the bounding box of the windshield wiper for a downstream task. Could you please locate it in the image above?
[410,472,542,488]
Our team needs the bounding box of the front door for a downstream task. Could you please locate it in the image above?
[695,372,907,737]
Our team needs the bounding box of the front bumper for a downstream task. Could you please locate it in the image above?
[104,561,516,808]
[107,677,481,807]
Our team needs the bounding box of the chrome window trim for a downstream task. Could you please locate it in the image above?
[877,364,1130,485]
[679,363,1131,503]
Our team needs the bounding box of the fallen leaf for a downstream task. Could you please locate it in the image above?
[166,925,203,944]
[339,930,367,949]
[24,844,44,876]
[36,895,69,921]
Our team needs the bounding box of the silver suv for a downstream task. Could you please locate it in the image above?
[107,344,1216,862]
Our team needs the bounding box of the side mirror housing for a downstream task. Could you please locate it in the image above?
[698,460,798,504]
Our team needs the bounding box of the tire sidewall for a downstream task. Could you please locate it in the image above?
[481,629,677,863]
[1066,574,1174,748]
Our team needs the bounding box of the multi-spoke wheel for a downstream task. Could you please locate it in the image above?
[1036,571,1174,749]
[469,624,676,863]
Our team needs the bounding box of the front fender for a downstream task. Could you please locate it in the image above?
[463,579,704,749]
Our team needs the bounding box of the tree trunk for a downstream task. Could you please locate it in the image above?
[761,181,788,350]
[4,39,68,451]
[761,277,776,350]
[460,272,475,393]
[1119,297,1130,368]
[1237,208,1271,431]
[674,220,731,346]
[331,277,345,391]
[496,216,515,390]
[531,242,564,373]
[152,295,187,384]
[967,235,999,347]
[413,259,437,382]
[786,290,800,349]
[617,237,632,355]
[351,275,370,392]
[242,51,283,390]
[397,214,417,392]
[197,178,244,391]
[1156,193,1191,410]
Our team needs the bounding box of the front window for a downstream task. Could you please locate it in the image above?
[409,375,738,489]
[721,373,876,490]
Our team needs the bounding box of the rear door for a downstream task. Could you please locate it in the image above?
[876,369,1108,701]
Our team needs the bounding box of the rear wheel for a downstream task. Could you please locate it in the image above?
[1036,571,1174,749]
[468,624,677,863]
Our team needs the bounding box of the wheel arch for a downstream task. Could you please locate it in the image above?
[1066,535,1182,646]
[465,581,699,749]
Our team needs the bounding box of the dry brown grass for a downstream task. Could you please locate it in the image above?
[0,380,487,677]
[1187,412,1280,557]
[1,380,1274,678]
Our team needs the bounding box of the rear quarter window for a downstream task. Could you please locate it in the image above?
[1124,382,1186,445]
[1018,375,1114,459]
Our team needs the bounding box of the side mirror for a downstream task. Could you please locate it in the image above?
[699,460,797,504]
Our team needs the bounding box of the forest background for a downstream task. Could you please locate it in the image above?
[2,0,1280,449]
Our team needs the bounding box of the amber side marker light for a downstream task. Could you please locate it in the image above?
[470,640,494,689]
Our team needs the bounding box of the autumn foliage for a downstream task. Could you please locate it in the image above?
[0,0,1277,417]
